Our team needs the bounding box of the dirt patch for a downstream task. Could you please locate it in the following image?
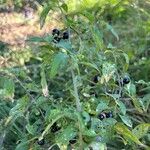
[0,11,61,47]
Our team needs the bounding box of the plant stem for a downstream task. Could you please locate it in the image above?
[71,69,81,112]
[71,69,83,149]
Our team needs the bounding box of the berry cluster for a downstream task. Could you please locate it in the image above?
[52,28,69,43]
[51,122,61,133]
[98,111,113,120]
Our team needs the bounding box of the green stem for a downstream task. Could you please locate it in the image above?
[71,69,81,112]
[71,69,83,149]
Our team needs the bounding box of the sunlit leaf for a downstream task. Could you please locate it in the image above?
[102,62,116,82]
[41,67,49,97]
[40,4,52,28]
[61,3,68,12]
[132,123,150,139]
[115,123,144,146]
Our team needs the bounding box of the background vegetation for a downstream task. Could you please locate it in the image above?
[0,0,150,150]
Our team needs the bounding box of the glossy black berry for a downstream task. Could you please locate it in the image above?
[94,75,99,83]
[69,138,77,144]
[53,36,61,43]
[123,76,130,84]
[51,122,61,133]
[106,112,113,118]
[52,29,60,36]
[63,32,69,39]
[90,75,100,87]
[37,138,45,145]
[98,113,106,120]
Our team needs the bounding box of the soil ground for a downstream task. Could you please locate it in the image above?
[0,11,59,47]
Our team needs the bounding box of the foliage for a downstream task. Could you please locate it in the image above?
[0,0,150,150]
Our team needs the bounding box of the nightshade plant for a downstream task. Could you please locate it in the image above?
[0,0,150,150]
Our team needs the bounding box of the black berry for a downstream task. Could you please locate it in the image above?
[106,112,113,118]
[53,36,61,43]
[93,75,99,83]
[63,32,69,39]
[52,29,60,36]
[90,75,100,86]
[123,76,130,84]
[69,138,77,144]
[51,122,61,133]
[98,113,106,120]
[37,138,45,145]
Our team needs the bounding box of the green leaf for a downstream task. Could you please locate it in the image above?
[130,97,143,113]
[47,109,62,122]
[91,118,102,130]
[103,118,117,126]
[0,77,15,99]
[123,53,129,71]
[115,123,144,146]
[106,24,119,41]
[40,4,52,29]
[10,96,29,119]
[102,62,116,82]
[142,94,150,111]
[27,35,53,43]
[57,40,72,50]
[90,142,106,150]
[26,36,45,42]
[116,100,126,115]
[126,83,136,96]
[119,115,132,128]
[82,11,95,22]
[36,96,47,107]
[15,142,29,150]
[15,137,36,150]
[61,3,68,12]
[96,101,108,113]
[132,123,150,139]
[82,128,97,137]
[55,126,77,144]
[4,78,15,98]
[50,52,68,78]
[82,111,91,123]
[79,62,99,71]
[91,26,104,50]
[26,124,35,135]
